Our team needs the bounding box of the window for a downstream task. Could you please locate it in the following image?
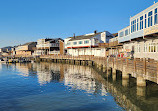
[144,43,148,52]
[119,31,124,37]
[84,40,89,44]
[125,29,129,36]
[135,44,140,53]
[73,42,77,45]
[140,16,143,30]
[67,42,71,46]
[145,14,147,28]
[154,8,158,25]
[79,41,83,44]
[137,19,139,31]
[131,20,136,33]
[148,11,153,27]
[149,43,156,52]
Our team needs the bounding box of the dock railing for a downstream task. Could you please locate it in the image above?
[40,55,158,75]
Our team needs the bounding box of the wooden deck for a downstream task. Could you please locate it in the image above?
[40,55,158,84]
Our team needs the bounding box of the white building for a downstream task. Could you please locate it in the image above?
[34,38,64,56]
[118,2,158,60]
[65,31,114,57]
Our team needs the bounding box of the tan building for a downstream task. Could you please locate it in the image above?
[34,38,64,56]
[15,42,37,57]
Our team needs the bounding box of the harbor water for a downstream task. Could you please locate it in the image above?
[0,62,158,111]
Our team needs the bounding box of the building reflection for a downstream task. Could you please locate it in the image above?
[0,63,2,71]
[13,62,158,111]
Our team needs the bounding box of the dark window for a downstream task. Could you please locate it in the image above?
[148,11,153,27]
[140,16,143,30]
[155,8,158,25]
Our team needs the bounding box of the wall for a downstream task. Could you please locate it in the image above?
[122,39,158,60]
[16,51,32,56]
[16,45,28,51]
[67,48,106,57]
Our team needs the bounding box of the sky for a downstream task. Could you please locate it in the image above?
[0,0,157,48]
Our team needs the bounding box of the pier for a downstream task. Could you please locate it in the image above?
[39,55,158,86]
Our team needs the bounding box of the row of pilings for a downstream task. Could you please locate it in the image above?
[37,57,109,73]
[37,56,151,88]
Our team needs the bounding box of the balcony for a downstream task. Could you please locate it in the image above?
[98,43,109,48]
[109,40,122,47]
[37,43,59,49]
[49,51,60,55]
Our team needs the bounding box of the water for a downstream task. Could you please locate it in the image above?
[0,63,158,111]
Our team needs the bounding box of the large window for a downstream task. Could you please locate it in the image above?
[135,44,140,53]
[119,31,124,37]
[84,40,89,44]
[154,8,158,25]
[140,16,143,30]
[125,29,129,36]
[79,41,83,44]
[144,43,148,52]
[67,42,71,46]
[73,42,77,45]
[149,43,156,52]
[148,11,153,27]
[137,18,139,31]
[145,14,147,28]
[131,20,136,33]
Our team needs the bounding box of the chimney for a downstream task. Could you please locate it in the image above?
[73,33,75,38]
[94,30,97,34]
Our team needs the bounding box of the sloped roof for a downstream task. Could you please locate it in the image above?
[112,33,118,37]
[1,46,13,49]
[69,32,102,41]
[22,42,37,46]
[48,38,64,43]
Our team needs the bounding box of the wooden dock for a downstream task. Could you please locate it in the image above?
[39,55,158,86]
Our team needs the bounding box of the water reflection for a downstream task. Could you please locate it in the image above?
[0,63,2,71]
[6,62,158,111]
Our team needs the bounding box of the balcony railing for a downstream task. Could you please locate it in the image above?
[98,43,109,48]
[49,51,60,55]
[37,43,59,49]
[109,40,122,47]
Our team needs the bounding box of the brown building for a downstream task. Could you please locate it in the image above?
[15,42,37,57]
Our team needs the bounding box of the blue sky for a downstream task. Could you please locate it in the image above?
[0,0,156,47]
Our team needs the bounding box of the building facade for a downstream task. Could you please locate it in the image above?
[15,42,37,57]
[34,38,64,56]
[65,31,114,57]
[118,2,158,60]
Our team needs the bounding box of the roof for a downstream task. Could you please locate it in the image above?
[47,38,64,42]
[0,46,13,49]
[69,32,102,41]
[22,42,37,46]
[112,33,118,37]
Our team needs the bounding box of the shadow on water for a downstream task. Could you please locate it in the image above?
[0,62,158,111]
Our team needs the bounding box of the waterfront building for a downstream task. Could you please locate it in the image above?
[107,33,123,57]
[15,42,37,57]
[64,31,114,57]
[118,2,158,60]
[0,46,13,56]
[34,38,64,56]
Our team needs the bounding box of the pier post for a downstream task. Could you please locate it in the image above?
[88,61,92,66]
[137,86,146,97]
[112,68,116,81]
[102,65,106,72]
[137,77,146,87]
[122,70,129,87]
